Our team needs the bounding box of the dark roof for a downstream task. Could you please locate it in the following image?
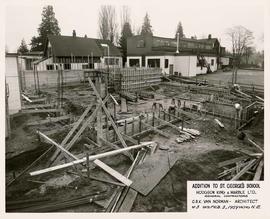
[95,39,121,56]
[197,38,219,44]
[47,35,121,57]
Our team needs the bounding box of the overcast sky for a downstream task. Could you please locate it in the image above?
[5,0,265,52]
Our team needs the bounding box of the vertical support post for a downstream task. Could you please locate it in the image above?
[139,116,142,133]
[181,113,184,130]
[86,153,90,178]
[152,112,155,127]
[124,120,127,134]
[132,118,135,135]
[163,110,166,121]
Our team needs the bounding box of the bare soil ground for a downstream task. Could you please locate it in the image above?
[6,82,264,212]
[196,69,264,86]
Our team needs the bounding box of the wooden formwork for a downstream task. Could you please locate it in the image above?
[112,68,162,92]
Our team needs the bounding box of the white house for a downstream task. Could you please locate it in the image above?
[127,34,225,77]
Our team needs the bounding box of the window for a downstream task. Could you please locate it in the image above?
[82,64,90,69]
[211,59,214,66]
[105,58,117,65]
[147,59,160,68]
[64,63,71,70]
[164,59,169,68]
[46,64,54,70]
[137,40,145,48]
[129,59,140,67]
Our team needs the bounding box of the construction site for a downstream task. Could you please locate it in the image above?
[5,65,264,212]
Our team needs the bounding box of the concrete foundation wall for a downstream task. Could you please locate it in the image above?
[23,70,85,88]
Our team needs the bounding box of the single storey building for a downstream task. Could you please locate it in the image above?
[127,34,226,77]
[36,32,122,71]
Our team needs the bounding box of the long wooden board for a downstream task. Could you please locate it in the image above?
[94,159,132,186]
[27,115,71,126]
[253,159,264,181]
[20,109,63,114]
[218,156,248,168]
[130,150,178,196]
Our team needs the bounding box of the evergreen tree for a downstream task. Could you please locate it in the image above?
[175,22,185,38]
[30,5,61,51]
[17,39,29,54]
[119,22,133,66]
[140,13,153,36]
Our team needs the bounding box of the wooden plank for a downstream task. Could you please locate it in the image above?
[22,94,33,103]
[141,121,170,138]
[30,97,47,103]
[230,159,257,181]
[50,103,94,162]
[42,123,75,136]
[20,109,63,114]
[121,133,138,145]
[29,142,154,176]
[218,156,248,168]
[118,188,138,212]
[215,118,224,128]
[27,115,71,126]
[94,159,133,186]
[52,97,108,165]
[88,78,133,161]
[130,150,178,196]
[253,158,264,181]
[99,138,131,159]
[247,138,264,153]
[22,103,54,109]
[37,131,78,161]
[154,116,181,132]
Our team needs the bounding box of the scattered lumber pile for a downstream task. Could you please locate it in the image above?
[218,138,264,181]
[176,126,200,143]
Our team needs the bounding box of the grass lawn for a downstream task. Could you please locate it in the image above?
[195,69,264,86]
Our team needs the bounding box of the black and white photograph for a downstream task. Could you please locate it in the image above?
[2,0,269,215]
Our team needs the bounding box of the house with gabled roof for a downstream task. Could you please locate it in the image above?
[36,31,122,71]
[127,34,226,77]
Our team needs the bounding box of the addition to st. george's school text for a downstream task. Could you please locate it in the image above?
[187,181,263,211]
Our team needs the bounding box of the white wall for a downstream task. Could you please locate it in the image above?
[221,57,229,66]
[5,56,22,115]
[204,56,218,72]
[174,56,197,77]
[144,55,174,75]
[36,57,54,71]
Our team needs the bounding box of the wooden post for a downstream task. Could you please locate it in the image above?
[152,112,155,127]
[181,117,184,130]
[139,116,142,133]
[163,110,166,121]
[132,118,135,135]
[124,120,127,134]
[86,153,90,178]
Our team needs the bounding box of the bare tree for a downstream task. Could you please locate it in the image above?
[120,6,131,29]
[226,25,254,83]
[98,5,118,44]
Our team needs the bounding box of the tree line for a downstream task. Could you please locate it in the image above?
[16,5,262,70]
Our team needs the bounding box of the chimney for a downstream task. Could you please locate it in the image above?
[176,32,179,54]
[208,34,211,39]
[72,30,76,37]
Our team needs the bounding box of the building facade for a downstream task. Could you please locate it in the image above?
[127,34,226,77]
[36,34,122,71]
